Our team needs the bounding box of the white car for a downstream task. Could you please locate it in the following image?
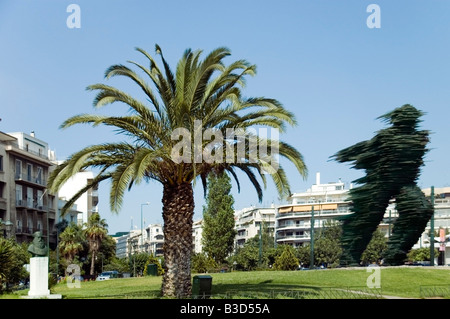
[96,271,119,281]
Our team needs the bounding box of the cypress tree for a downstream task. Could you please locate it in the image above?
[202,172,237,265]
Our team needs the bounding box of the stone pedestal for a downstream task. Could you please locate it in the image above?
[28,256,50,297]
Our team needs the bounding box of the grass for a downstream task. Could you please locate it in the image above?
[3,266,450,299]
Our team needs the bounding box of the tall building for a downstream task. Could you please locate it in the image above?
[144,223,164,256]
[275,172,353,248]
[234,206,276,248]
[413,187,450,265]
[0,131,58,248]
[58,170,99,225]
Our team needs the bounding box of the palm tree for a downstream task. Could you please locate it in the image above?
[84,213,108,276]
[59,223,83,265]
[48,45,307,297]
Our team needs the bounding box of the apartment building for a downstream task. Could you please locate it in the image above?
[115,224,164,258]
[275,173,353,248]
[234,206,276,248]
[144,223,164,256]
[414,187,450,265]
[58,170,99,226]
[0,131,58,248]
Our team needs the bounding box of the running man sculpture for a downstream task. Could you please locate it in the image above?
[332,104,434,265]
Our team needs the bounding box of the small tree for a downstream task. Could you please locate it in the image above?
[273,245,299,270]
[144,254,164,276]
[361,228,387,265]
[129,252,150,276]
[314,221,343,268]
[296,244,310,267]
[191,252,217,273]
[0,239,29,293]
[407,247,439,262]
[84,213,108,276]
[231,245,260,271]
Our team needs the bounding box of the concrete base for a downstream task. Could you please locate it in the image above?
[22,294,62,299]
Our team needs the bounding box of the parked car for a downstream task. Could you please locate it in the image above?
[96,271,119,281]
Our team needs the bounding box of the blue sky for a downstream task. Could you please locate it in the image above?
[1,1,449,234]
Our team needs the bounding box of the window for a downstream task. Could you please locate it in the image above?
[36,167,42,184]
[0,155,3,171]
[27,163,32,182]
[15,184,22,204]
[27,187,33,208]
[37,190,43,208]
[27,216,33,232]
[15,159,22,179]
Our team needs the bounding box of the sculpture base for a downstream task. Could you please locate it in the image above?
[27,257,53,298]
[22,294,62,299]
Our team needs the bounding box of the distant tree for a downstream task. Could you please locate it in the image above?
[231,245,260,271]
[130,252,150,277]
[202,172,236,265]
[296,244,310,267]
[407,247,439,262]
[361,228,387,265]
[191,252,218,273]
[84,213,108,276]
[273,245,299,270]
[144,254,165,276]
[59,223,84,265]
[0,239,29,293]
[103,257,130,274]
[314,221,343,268]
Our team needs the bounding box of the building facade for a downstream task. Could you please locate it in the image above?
[234,206,276,248]
[275,173,352,248]
[413,187,450,265]
[58,170,99,226]
[0,131,58,248]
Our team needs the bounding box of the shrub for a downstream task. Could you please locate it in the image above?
[273,245,299,271]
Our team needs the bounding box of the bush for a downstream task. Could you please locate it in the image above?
[0,239,29,293]
[143,254,164,276]
[191,253,218,273]
[407,247,439,262]
[273,245,299,271]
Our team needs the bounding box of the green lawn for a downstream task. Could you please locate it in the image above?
[4,266,450,299]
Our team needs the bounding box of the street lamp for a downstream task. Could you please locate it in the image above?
[141,202,150,251]
[310,201,315,269]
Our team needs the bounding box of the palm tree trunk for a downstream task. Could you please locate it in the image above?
[90,249,96,276]
[161,182,194,297]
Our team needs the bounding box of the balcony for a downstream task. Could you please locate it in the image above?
[15,199,48,212]
[16,227,48,236]
[15,172,46,188]
[276,233,310,242]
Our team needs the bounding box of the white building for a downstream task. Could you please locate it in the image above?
[115,224,164,258]
[191,206,277,253]
[192,219,203,253]
[234,206,276,248]
[413,187,450,265]
[276,172,353,248]
[144,223,164,256]
[58,170,99,225]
